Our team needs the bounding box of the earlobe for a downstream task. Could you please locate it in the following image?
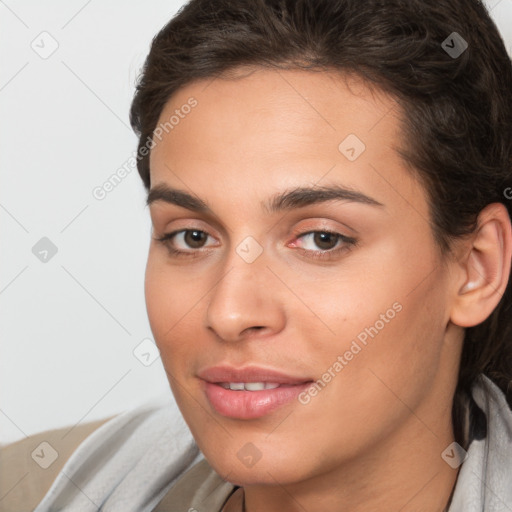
[451,203,512,328]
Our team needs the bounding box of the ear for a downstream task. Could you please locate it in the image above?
[450,203,512,328]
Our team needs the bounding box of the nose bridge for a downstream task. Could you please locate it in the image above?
[205,235,284,342]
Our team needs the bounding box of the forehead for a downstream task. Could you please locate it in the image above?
[151,67,399,159]
[148,67,428,222]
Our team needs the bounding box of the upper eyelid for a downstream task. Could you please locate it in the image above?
[149,203,363,238]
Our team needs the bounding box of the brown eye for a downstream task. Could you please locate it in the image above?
[297,231,344,251]
[183,230,208,249]
[312,232,339,250]
[292,230,358,262]
[155,229,216,256]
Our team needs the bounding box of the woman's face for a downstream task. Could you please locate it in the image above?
[145,68,463,485]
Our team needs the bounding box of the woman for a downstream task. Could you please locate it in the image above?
[3,0,512,510]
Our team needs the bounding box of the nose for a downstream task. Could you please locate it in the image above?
[205,246,286,343]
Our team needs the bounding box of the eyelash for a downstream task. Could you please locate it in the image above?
[155,229,358,261]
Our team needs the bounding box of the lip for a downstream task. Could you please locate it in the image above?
[198,365,313,419]
[198,365,312,385]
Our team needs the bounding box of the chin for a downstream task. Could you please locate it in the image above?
[201,446,312,487]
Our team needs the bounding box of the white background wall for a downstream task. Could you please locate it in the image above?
[1,0,512,445]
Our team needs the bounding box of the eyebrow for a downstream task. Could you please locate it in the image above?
[146,183,384,213]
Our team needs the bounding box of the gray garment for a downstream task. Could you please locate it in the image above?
[448,374,512,510]
[34,375,512,511]
[33,394,204,512]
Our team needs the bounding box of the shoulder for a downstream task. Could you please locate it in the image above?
[0,417,113,512]
[30,395,202,512]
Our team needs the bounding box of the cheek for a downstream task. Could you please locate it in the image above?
[313,242,450,398]
[144,255,188,351]
[294,279,450,466]
[324,268,449,426]
[144,253,210,375]
[144,260,170,338]
[293,249,414,357]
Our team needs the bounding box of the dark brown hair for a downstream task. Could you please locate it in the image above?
[130,0,512,444]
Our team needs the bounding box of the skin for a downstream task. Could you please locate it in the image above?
[145,67,511,512]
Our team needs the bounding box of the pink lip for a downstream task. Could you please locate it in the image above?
[198,365,311,385]
[198,365,313,419]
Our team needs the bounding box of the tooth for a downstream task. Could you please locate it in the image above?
[244,382,266,391]
[221,382,282,391]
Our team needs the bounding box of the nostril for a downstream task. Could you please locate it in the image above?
[244,326,265,334]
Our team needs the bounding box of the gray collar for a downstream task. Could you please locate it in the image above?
[448,374,512,511]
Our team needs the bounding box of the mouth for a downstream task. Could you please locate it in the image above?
[198,365,314,419]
